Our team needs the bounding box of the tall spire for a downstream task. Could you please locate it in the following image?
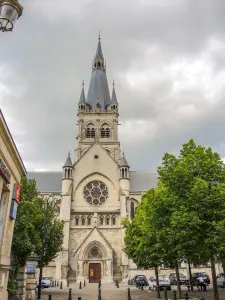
[111,81,118,104]
[79,81,86,104]
[86,35,111,110]
[96,32,104,58]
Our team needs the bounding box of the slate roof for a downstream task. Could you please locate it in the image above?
[27,172,63,193]
[111,84,118,104]
[27,171,158,193]
[86,68,111,110]
[79,82,86,104]
[96,37,104,58]
[119,153,129,167]
[86,38,111,110]
[63,153,72,167]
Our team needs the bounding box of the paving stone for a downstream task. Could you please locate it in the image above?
[37,282,225,300]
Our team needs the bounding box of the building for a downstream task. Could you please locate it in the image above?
[27,37,158,284]
[0,109,26,300]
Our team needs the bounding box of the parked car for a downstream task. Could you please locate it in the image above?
[169,273,187,285]
[149,275,171,291]
[36,278,51,288]
[133,275,149,286]
[191,272,210,285]
[42,277,54,286]
[216,273,225,288]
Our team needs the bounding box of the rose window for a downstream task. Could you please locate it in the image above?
[83,181,108,206]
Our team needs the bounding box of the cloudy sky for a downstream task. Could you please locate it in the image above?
[1,0,225,172]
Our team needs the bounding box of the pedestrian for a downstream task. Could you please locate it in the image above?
[197,276,207,291]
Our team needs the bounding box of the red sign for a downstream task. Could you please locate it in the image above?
[16,184,21,203]
[12,183,21,203]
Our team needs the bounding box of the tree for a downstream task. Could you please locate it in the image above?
[158,139,225,300]
[11,176,64,267]
[123,189,165,293]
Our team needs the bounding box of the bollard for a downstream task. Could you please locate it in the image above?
[98,280,101,289]
[184,292,188,300]
[84,279,86,287]
[157,286,161,298]
[200,297,205,300]
[78,297,81,300]
[128,288,132,300]
[117,280,119,288]
[79,281,82,289]
[57,281,59,287]
[141,283,143,290]
[68,288,72,300]
[98,288,102,300]
[48,295,52,300]
[163,288,168,300]
[60,281,63,289]
[173,290,177,300]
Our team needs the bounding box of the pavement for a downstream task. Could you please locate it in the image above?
[37,282,225,300]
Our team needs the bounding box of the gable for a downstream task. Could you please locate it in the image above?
[74,143,119,187]
[74,227,113,260]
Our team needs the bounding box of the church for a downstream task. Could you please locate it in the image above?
[27,37,158,284]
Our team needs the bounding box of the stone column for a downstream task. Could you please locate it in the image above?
[25,273,36,300]
[16,266,26,300]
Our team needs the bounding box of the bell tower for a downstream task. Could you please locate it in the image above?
[75,35,121,163]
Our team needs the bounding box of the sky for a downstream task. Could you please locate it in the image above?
[1,0,225,172]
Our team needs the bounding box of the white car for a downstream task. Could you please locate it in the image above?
[149,275,171,291]
[216,273,225,288]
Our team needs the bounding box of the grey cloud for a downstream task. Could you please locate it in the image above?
[1,0,225,171]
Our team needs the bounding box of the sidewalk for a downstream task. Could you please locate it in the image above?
[37,282,225,300]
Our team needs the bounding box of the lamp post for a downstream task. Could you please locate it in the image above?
[37,193,62,300]
[0,0,23,32]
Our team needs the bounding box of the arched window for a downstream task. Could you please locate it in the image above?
[75,217,79,226]
[112,216,116,225]
[86,123,95,138]
[130,202,135,220]
[98,62,101,68]
[82,217,85,226]
[100,124,110,138]
[106,216,110,225]
[122,168,124,178]
[99,216,104,225]
[87,217,91,225]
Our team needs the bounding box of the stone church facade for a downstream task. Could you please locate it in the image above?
[27,38,158,284]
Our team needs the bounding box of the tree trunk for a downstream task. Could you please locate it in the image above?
[175,261,182,298]
[211,256,219,300]
[154,266,160,298]
[188,260,193,291]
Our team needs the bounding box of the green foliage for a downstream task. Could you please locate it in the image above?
[11,177,64,267]
[7,265,18,294]
[124,139,225,300]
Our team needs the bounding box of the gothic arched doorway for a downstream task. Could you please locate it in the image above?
[89,263,101,283]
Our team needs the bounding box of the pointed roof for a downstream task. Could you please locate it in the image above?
[119,152,129,167]
[111,81,118,104]
[63,152,72,168]
[86,36,111,110]
[79,81,86,104]
[96,34,103,58]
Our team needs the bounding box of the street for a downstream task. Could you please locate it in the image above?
[38,282,225,300]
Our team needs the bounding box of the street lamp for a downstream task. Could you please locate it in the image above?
[37,193,62,300]
[0,0,23,32]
